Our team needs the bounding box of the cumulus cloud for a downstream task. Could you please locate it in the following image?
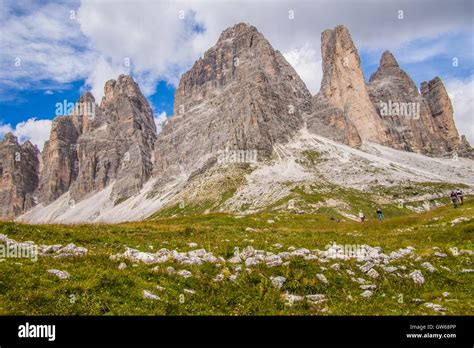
[0,0,97,94]
[73,0,472,98]
[77,0,205,99]
[0,118,52,151]
[446,77,474,145]
[1,0,473,113]
[153,112,168,134]
[283,44,322,95]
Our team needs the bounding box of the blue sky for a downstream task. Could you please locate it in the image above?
[1,0,473,149]
[0,80,175,128]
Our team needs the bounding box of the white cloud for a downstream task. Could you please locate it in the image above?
[446,76,474,145]
[0,1,97,94]
[0,118,52,151]
[84,56,126,102]
[77,0,204,99]
[397,42,448,64]
[74,0,473,100]
[283,44,322,95]
[0,123,14,136]
[153,112,167,134]
[1,0,473,112]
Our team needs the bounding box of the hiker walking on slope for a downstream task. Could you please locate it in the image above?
[456,189,464,205]
[359,211,365,222]
[376,208,384,220]
[450,191,458,208]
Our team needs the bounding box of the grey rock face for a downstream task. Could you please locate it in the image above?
[368,51,444,154]
[4,22,472,221]
[421,77,460,145]
[38,74,157,206]
[421,76,472,157]
[313,25,390,145]
[154,23,312,178]
[38,116,79,204]
[0,134,39,219]
[309,92,362,147]
[369,51,472,157]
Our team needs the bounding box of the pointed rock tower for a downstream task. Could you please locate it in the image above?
[0,134,39,219]
[315,25,389,145]
[368,50,470,156]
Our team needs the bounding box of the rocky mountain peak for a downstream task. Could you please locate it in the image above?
[36,74,157,207]
[367,49,470,156]
[379,50,399,69]
[2,132,18,144]
[101,74,143,108]
[369,50,418,95]
[420,76,462,146]
[78,91,95,104]
[157,22,311,178]
[20,139,37,152]
[4,22,472,222]
[317,25,389,145]
[217,22,257,42]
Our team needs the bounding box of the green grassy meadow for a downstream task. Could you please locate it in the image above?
[0,197,472,316]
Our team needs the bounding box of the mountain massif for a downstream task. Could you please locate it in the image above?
[1,23,473,222]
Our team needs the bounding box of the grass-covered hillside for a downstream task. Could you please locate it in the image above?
[0,197,472,315]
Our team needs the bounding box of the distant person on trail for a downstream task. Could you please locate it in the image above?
[359,211,365,222]
[450,191,458,208]
[456,189,464,205]
[376,208,384,220]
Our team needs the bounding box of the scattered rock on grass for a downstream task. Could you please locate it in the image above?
[409,270,425,284]
[424,302,445,312]
[316,274,328,284]
[270,276,286,289]
[177,270,192,278]
[143,290,160,300]
[213,273,225,282]
[367,268,380,279]
[421,262,437,273]
[47,269,70,279]
[306,294,326,304]
[284,293,303,306]
[382,266,398,273]
[360,284,376,290]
